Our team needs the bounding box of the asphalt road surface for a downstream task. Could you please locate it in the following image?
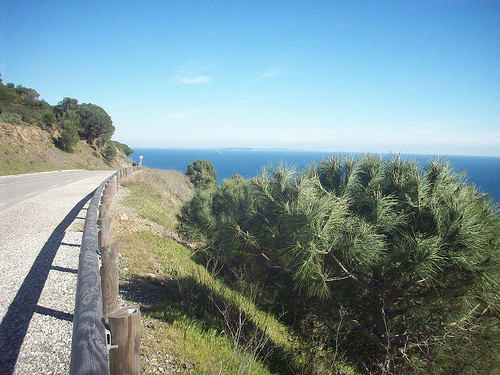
[0,170,114,374]
[0,170,112,212]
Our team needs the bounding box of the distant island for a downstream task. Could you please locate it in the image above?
[215,147,308,152]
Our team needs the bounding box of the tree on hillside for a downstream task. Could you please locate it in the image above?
[77,103,115,146]
[0,76,51,127]
[53,98,81,150]
[0,76,16,104]
[54,97,79,118]
[183,155,500,374]
[121,143,134,156]
[54,99,115,148]
[15,85,40,102]
[103,142,117,161]
[112,141,134,156]
[55,119,80,152]
[42,111,57,127]
[186,159,218,190]
[0,78,122,154]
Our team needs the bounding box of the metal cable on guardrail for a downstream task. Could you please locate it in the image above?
[70,166,140,375]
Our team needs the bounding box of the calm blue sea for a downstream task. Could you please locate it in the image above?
[131,149,500,204]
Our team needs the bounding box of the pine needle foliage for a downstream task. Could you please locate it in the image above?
[182,154,500,374]
[185,159,218,190]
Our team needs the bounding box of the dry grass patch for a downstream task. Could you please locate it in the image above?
[120,168,193,228]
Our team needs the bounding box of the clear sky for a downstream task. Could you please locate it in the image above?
[1,1,499,156]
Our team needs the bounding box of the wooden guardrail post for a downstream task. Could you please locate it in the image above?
[99,180,118,322]
[100,243,119,320]
[111,176,118,196]
[100,181,113,217]
[99,202,109,220]
[101,194,112,207]
[98,217,112,249]
[109,306,141,375]
[102,184,114,202]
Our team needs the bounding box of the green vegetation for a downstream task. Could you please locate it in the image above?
[122,169,194,231]
[103,142,117,161]
[182,154,500,374]
[0,74,132,164]
[54,97,116,151]
[0,80,51,127]
[77,102,115,146]
[113,140,134,156]
[3,71,500,372]
[55,120,80,152]
[117,169,357,374]
[186,158,218,190]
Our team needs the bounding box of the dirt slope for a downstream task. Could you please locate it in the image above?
[0,122,132,175]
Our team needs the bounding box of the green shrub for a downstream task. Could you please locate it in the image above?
[121,143,134,156]
[55,120,79,152]
[186,159,218,190]
[0,112,22,125]
[103,143,117,161]
[183,154,500,374]
[42,111,56,126]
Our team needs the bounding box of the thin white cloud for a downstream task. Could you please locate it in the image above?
[178,75,213,84]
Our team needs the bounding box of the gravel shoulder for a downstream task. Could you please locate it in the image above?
[0,170,113,374]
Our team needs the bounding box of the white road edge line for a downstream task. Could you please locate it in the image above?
[24,191,39,197]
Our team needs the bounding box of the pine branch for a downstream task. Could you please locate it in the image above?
[328,251,383,297]
[449,303,487,327]
[345,313,385,350]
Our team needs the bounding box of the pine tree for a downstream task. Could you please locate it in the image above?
[185,159,218,190]
[183,154,500,373]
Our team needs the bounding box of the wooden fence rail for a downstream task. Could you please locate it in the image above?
[70,166,140,375]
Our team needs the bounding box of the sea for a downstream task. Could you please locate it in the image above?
[131,148,500,204]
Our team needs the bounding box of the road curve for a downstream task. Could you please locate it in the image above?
[0,170,114,374]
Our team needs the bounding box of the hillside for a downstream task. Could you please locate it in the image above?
[0,121,131,175]
[0,76,133,175]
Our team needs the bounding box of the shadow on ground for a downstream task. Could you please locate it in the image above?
[0,192,93,374]
[119,272,294,374]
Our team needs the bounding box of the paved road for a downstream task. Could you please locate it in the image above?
[0,170,109,212]
[0,170,114,374]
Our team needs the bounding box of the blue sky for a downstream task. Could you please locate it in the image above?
[1,1,499,156]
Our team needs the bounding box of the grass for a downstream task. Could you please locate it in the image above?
[114,169,358,374]
[120,169,193,231]
[118,231,276,374]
